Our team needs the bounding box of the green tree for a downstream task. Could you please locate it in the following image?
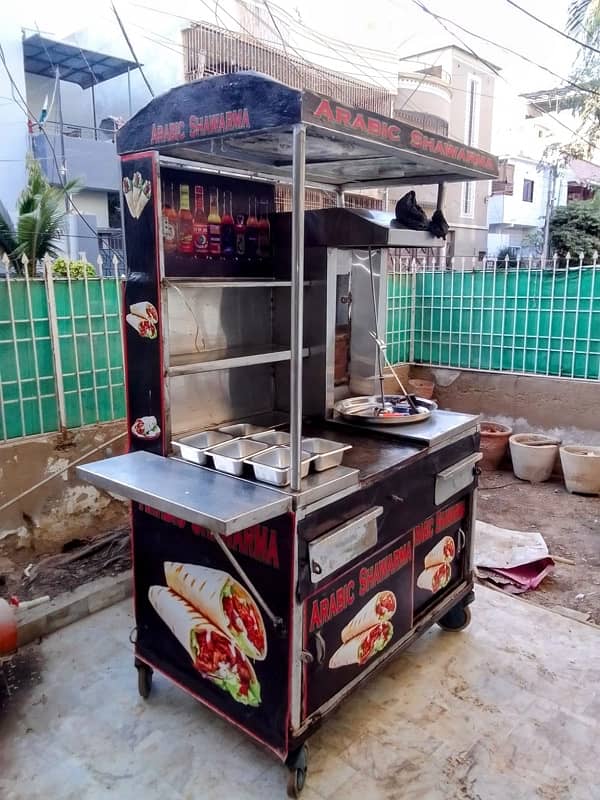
[563,1,600,156]
[549,201,600,261]
[0,156,78,276]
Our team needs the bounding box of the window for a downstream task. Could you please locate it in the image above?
[522,179,534,203]
[492,161,515,195]
[462,182,475,218]
[464,75,481,148]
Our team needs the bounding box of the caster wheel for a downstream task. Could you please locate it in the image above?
[287,766,307,798]
[135,662,153,699]
[286,744,308,798]
[438,605,471,632]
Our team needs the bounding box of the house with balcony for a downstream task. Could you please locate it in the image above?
[21,34,143,269]
[393,46,498,260]
[487,155,567,258]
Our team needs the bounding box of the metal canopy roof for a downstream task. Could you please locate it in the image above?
[23,34,139,90]
[117,72,499,189]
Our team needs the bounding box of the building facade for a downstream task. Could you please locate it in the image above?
[487,155,567,258]
[395,46,497,260]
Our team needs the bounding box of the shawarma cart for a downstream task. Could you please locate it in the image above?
[77,72,498,797]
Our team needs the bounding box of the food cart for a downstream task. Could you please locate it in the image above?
[77,72,498,797]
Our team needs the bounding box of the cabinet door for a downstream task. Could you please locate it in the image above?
[412,498,469,618]
[302,529,414,719]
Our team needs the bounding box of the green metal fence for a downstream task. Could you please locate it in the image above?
[0,269,125,441]
[386,263,600,381]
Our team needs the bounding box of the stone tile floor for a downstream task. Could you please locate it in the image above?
[1,586,598,799]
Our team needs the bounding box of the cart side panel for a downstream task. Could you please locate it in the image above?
[412,495,471,619]
[120,152,165,456]
[302,529,414,717]
[131,504,294,755]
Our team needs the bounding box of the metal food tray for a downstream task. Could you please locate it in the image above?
[218,423,270,437]
[250,430,291,446]
[206,439,272,476]
[245,446,314,487]
[334,395,437,425]
[301,437,352,472]
[171,430,233,465]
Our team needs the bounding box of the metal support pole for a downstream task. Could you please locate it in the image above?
[56,68,68,213]
[290,124,306,492]
[437,182,447,266]
[91,83,97,140]
[436,182,446,211]
[44,260,67,433]
[542,165,556,262]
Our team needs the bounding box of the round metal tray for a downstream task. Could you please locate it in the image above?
[334,395,437,425]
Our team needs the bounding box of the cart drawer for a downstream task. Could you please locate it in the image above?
[308,506,382,582]
[435,452,482,506]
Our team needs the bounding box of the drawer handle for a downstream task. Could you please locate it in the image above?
[314,631,326,665]
[390,494,404,503]
[457,527,466,554]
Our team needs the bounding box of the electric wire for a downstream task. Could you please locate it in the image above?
[407,0,599,153]
[503,0,600,57]
[0,43,123,262]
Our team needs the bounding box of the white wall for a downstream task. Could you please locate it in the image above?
[0,22,28,222]
[74,190,109,228]
[487,158,546,227]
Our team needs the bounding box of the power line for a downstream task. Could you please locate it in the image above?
[503,0,600,57]
[407,0,599,153]
[413,2,600,100]
[111,2,154,98]
[262,0,288,57]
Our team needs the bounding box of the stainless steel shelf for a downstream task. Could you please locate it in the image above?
[76,451,291,535]
[164,278,295,288]
[168,345,310,377]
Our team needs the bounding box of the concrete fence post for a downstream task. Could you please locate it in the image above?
[44,256,68,433]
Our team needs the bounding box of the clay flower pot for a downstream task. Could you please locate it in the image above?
[479,422,512,470]
[509,433,561,483]
[408,378,435,400]
[560,445,600,495]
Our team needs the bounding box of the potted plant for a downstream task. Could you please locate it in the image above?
[560,445,600,495]
[479,422,512,470]
[509,433,561,483]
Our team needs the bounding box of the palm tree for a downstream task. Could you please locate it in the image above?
[568,0,600,36]
[0,156,78,276]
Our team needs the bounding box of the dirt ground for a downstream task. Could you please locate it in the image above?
[0,473,598,624]
[0,526,131,604]
[477,469,600,625]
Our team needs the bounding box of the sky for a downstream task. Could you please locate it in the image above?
[6,0,581,150]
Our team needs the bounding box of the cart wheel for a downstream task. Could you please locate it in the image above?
[135,661,153,699]
[286,744,308,798]
[438,604,471,632]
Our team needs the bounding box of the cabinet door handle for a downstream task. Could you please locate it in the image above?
[314,631,326,665]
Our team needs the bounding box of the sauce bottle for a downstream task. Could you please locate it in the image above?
[235,214,246,258]
[221,190,235,256]
[162,183,177,255]
[193,186,209,257]
[208,188,221,257]
[177,184,194,254]
[245,196,258,259]
[257,199,271,258]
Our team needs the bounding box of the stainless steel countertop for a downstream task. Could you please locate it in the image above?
[329,409,479,447]
[76,451,292,535]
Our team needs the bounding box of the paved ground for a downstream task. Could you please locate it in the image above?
[478,471,600,623]
[1,587,599,800]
